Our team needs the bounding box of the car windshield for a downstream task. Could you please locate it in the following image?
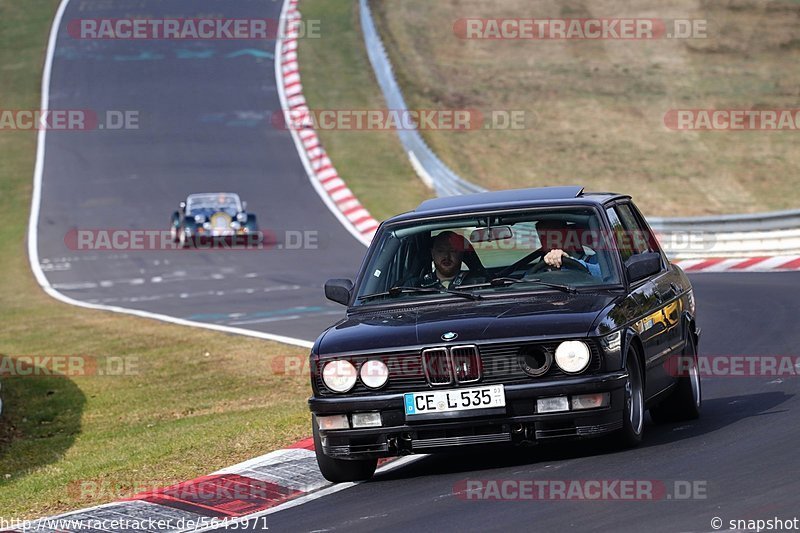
[354,207,622,306]
[187,194,241,215]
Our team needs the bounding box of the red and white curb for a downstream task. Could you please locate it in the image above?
[6,438,414,532]
[276,0,379,247]
[672,255,800,273]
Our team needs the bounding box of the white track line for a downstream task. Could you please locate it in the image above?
[25,0,313,349]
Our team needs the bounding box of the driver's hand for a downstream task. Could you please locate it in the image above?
[544,249,567,269]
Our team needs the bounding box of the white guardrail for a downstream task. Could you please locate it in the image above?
[359,0,800,259]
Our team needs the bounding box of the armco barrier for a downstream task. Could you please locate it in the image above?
[359,0,800,258]
[359,0,485,197]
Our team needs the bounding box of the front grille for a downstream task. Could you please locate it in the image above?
[422,348,452,385]
[451,346,481,383]
[314,340,602,396]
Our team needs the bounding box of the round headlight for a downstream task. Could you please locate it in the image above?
[322,360,357,393]
[359,360,389,389]
[555,341,591,374]
[194,214,206,224]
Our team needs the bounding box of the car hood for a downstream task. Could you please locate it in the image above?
[318,292,619,354]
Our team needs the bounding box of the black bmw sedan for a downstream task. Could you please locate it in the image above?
[309,186,701,482]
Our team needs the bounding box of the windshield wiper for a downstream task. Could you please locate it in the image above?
[459,277,578,294]
[358,286,482,302]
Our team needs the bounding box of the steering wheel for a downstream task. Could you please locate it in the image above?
[495,249,544,278]
[529,254,591,275]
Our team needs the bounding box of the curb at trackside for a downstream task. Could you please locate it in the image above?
[275,0,379,248]
[672,255,800,273]
[8,435,417,533]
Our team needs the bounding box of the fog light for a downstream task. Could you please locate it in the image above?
[571,393,610,410]
[537,396,569,413]
[317,415,349,430]
[352,412,382,428]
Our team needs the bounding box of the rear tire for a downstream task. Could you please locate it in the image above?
[312,416,378,483]
[615,346,644,448]
[649,336,701,424]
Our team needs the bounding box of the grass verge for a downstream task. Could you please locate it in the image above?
[0,0,309,518]
[370,0,800,216]
[298,0,432,222]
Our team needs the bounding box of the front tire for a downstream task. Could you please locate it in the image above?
[178,229,193,248]
[649,336,701,423]
[312,416,377,483]
[615,346,645,448]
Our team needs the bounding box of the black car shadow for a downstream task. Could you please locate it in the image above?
[0,357,86,481]
[373,391,793,482]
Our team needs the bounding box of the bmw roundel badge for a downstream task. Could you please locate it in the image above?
[441,332,458,341]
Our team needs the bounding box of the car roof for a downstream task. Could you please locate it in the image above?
[187,192,241,199]
[387,186,628,224]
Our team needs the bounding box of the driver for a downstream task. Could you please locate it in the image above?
[419,231,473,289]
[537,220,602,278]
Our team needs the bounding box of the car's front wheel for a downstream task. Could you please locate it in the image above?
[178,229,193,248]
[615,346,645,448]
[312,416,377,483]
[649,335,701,424]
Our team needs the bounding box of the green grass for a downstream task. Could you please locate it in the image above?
[0,0,310,518]
[368,0,800,216]
[298,0,432,221]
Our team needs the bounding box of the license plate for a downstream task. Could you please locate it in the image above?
[404,385,505,416]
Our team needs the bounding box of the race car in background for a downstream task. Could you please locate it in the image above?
[170,193,259,247]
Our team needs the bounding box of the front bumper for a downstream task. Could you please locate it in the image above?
[310,370,627,459]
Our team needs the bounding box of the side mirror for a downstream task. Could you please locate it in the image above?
[626,252,662,283]
[179,201,186,211]
[325,279,354,306]
[242,201,248,211]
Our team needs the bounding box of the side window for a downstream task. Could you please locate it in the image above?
[607,202,661,267]
[617,204,657,254]
[605,207,634,262]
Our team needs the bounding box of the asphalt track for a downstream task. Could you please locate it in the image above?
[35,1,800,532]
[36,0,366,342]
[224,272,800,533]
